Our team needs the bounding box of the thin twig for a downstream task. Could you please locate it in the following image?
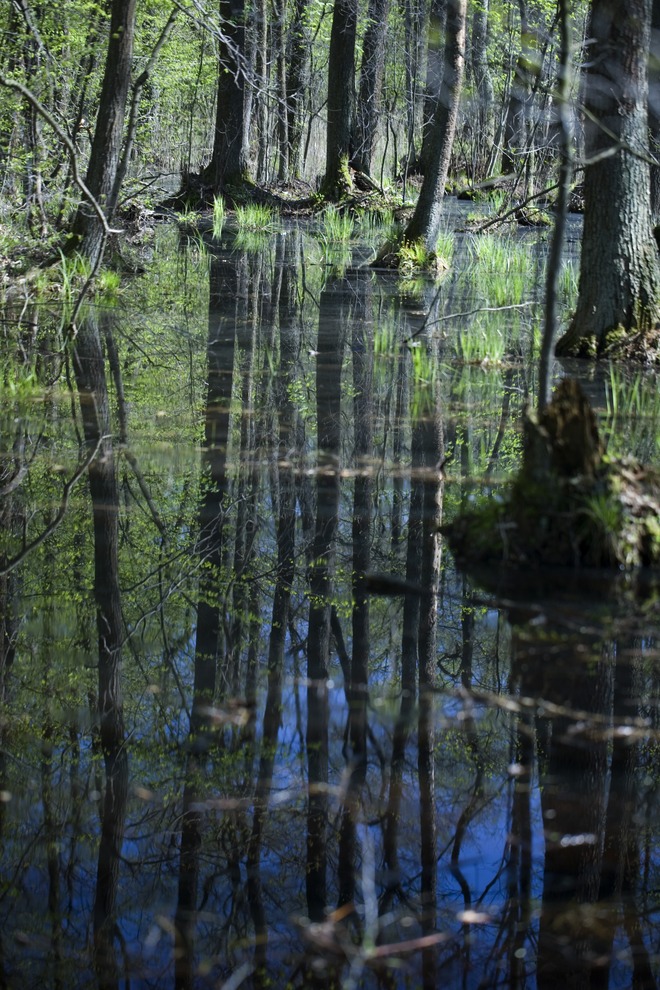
[0,436,106,577]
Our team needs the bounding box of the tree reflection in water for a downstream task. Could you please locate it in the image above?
[0,229,658,988]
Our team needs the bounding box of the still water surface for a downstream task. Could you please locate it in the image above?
[1,215,660,988]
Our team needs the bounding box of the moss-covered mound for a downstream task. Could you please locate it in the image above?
[443,379,660,570]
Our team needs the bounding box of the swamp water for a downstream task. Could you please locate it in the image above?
[0,215,660,989]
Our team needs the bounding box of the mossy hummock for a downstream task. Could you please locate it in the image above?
[443,379,660,571]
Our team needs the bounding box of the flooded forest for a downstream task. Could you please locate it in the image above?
[2,0,660,987]
[0,215,659,988]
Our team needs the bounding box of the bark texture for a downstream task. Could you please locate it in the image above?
[557,0,660,360]
[203,0,250,192]
[402,0,466,251]
[323,0,357,198]
[351,0,389,176]
[70,0,137,265]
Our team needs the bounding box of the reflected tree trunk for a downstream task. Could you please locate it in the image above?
[246,235,300,978]
[349,272,373,764]
[591,644,655,989]
[306,278,346,923]
[175,252,241,987]
[535,640,612,988]
[416,343,443,987]
[71,313,128,990]
[504,631,534,982]
[0,444,19,988]
[336,272,374,945]
[191,253,243,739]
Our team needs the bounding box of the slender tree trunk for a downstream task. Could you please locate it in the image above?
[501,0,535,183]
[69,0,137,266]
[400,0,467,251]
[420,0,447,171]
[71,313,127,990]
[273,0,289,179]
[285,0,309,179]
[252,0,269,182]
[471,0,495,178]
[401,0,425,173]
[351,0,390,176]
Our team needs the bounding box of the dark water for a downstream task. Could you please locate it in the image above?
[1,215,660,989]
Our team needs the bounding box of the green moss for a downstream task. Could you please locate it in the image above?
[320,155,353,201]
[603,325,628,353]
[581,334,598,358]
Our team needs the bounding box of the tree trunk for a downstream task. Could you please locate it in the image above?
[401,0,466,251]
[323,0,357,198]
[284,0,310,179]
[401,0,425,174]
[648,0,660,218]
[420,0,447,171]
[351,0,390,176]
[501,0,537,195]
[556,0,660,359]
[69,0,137,266]
[203,0,251,194]
[273,0,289,179]
[470,0,495,178]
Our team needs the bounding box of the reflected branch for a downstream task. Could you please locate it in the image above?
[0,435,106,577]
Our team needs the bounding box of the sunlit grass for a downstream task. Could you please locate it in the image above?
[212,196,225,238]
[604,363,660,461]
[435,228,455,267]
[235,202,278,232]
[559,259,579,311]
[321,205,354,242]
[465,234,533,306]
[359,207,395,232]
[454,319,506,365]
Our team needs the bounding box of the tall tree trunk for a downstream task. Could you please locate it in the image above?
[420,0,448,171]
[69,0,137,266]
[323,0,357,198]
[351,0,390,176]
[503,0,540,198]
[284,0,310,179]
[306,279,345,919]
[557,0,660,359]
[400,0,467,251]
[203,0,251,194]
[252,0,269,182]
[648,0,660,218]
[71,314,127,990]
[273,0,289,179]
[470,0,495,179]
[401,0,425,173]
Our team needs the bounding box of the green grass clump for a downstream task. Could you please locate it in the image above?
[466,234,532,306]
[235,203,278,232]
[321,205,355,242]
[212,196,225,238]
